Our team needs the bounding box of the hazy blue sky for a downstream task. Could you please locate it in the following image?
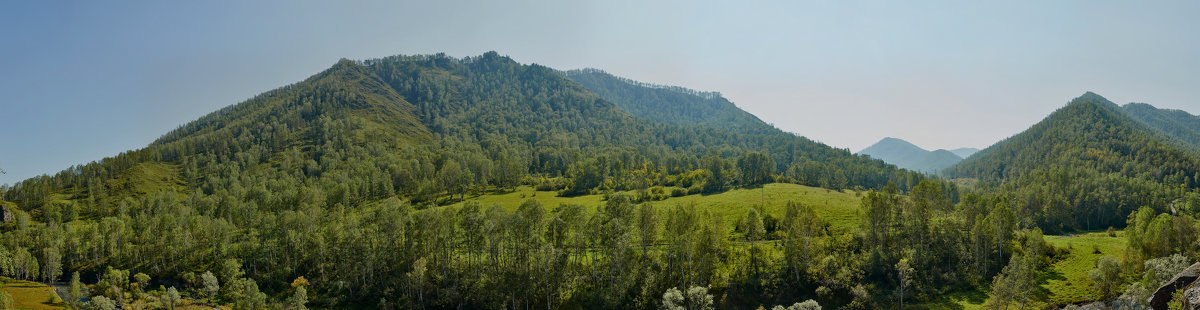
[2,1,1199,185]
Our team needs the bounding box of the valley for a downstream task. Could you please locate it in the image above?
[1,53,1198,310]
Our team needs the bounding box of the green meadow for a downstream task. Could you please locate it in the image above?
[464,183,864,232]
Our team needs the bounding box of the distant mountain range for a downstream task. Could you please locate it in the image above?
[856,137,975,173]
[949,147,980,158]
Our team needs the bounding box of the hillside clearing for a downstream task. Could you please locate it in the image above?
[465,183,864,232]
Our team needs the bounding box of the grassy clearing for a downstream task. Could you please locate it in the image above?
[465,183,864,232]
[0,277,66,310]
[104,162,185,197]
[1040,230,1127,306]
[921,231,1128,309]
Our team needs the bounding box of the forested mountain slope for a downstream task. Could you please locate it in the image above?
[858,137,963,173]
[942,92,1200,232]
[1121,102,1200,152]
[0,52,924,308]
[562,68,776,134]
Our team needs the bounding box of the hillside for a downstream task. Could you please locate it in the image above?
[562,68,776,134]
[942,92,1200,232]
[0,52,923,308]
[858,137,963,173]
[1121,102,1200,151]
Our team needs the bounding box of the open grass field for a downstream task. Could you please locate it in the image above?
[1040,230,1128,306]
[0,277,65,310]
[465,183,865,232]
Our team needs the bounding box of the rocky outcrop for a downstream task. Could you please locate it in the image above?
[1,204,12,223]
[1185,285,1200,310]
[1151,262,1200,310]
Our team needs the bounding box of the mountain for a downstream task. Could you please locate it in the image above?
[949,147,980,158]
[561,68,775,134]
[857,137,964,173]
[942,92,1200,232]
[1120,102,1200,151]
[0,52,921,307]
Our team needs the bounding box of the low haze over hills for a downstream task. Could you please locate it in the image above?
[949,147,980,158]
[857,137,969,173]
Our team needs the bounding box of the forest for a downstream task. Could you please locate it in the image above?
[1,53,1199,309]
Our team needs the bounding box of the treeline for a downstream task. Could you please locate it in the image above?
[0,178,992,309]
[562,68,774,135]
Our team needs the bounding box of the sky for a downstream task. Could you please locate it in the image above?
[2,1,1199,185]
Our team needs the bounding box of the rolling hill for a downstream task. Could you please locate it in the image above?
[857,137,964,173]
[942,92,1200,232]
[0,52,921,308]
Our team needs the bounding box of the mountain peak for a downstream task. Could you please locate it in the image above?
[1070,91,1116,106]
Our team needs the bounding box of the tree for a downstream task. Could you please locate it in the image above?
[637,202,659,258]
[290,276,310,310]
[782,201,822,283]
[1142,254,1190,288]
[133,272,150,299]
[289,286,308,310]
[41,247,61,283]
[738,152,774,187]
[1088,255,1122,300]
[661,286,714,310]
[219,258,245,300]
[437,159,471,201]
[987,253,1036,309]
[200,271,219,302]
[87,296,115,310]
[896,257,914,309]
[772,300,822,310]
[232,278,267,310]
[685,286,714,310]
[67,272,85,309]
[662,287,685,310]
[408,257,427,309]
[165,287,181,310]
[743,207,767,284]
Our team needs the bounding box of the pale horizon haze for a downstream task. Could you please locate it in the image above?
[2,1,1199,185]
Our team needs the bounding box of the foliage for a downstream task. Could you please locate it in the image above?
[662,286,714,310]
[0,290,10,310]
[86,296,114,310]
[1088,255,1123,301]
[770,299,821,310]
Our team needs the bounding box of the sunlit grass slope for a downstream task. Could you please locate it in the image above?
[465,182,864,232]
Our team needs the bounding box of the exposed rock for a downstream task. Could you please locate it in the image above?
[1151,262,1200,310]
[1,204,12,223]
[1185,285,1200,310]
